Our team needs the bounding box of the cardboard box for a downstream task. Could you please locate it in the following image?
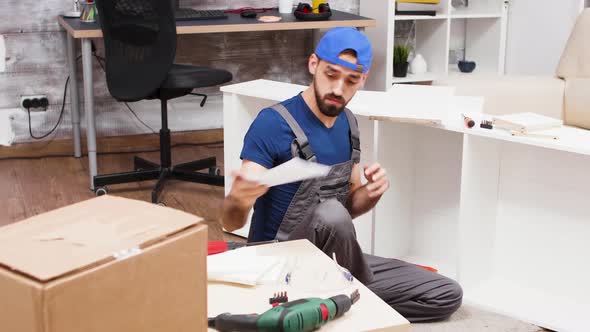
[0,196,208,332]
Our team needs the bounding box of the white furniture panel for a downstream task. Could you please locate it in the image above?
[459,137,590,332]
[373,121,416,259]
[355,116,378,253]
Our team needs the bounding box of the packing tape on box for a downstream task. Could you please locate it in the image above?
[113,247,142,260]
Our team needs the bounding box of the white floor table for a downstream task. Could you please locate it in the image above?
[207,239,410,332]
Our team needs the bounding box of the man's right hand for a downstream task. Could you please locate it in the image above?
[222,160,270,232]
[227,171,269,209]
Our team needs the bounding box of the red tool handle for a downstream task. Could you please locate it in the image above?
[208,241,229,255]
[208,239,277,256]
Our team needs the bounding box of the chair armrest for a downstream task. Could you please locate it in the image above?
[434,75,565,120]
[564,78,590,129]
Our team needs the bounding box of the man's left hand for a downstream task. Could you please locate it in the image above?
[364,162,390,199]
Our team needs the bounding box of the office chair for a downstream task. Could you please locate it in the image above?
[94,0,232,203]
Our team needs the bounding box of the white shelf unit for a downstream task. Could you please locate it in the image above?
[361,0,508,90]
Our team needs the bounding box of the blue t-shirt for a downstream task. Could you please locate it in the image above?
[240,93,352,242]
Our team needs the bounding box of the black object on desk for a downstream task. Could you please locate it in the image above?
[174,8,227,21]
[93,0,232,203]
[294,2,332,21]
[240,10,258,18]
[395,10,437,16]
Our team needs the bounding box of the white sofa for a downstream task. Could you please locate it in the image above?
[435,9,590,129]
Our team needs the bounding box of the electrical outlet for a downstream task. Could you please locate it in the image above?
[21,94,49,111]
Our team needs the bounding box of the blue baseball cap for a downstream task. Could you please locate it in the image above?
[314,27,373,73]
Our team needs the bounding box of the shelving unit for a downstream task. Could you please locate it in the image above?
[361,0,508,90]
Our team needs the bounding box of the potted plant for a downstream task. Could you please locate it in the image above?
[394,44,411,77]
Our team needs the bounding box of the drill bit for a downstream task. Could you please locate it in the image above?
[269,291,288,305]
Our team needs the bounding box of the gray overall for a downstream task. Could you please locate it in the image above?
[251,104,463,322]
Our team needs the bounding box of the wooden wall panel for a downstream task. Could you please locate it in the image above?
[1,0,359,144]
[175,30,311,61]
[0,0,69,34]
[3,31,67,72]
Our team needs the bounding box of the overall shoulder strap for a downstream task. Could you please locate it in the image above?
[343,108,361,163]
[270,103,317,161]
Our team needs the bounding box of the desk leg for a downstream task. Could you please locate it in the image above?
[82,38,97,191]
[66,34,81,158]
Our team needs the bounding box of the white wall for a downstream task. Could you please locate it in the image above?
[505,0,583,75]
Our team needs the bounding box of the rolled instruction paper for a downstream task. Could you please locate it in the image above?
[241,157,331,187]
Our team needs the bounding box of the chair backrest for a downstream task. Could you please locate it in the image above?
[556,9,590,79]
[96,0,176,101]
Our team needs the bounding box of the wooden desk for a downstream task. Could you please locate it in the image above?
[207,239,410,332]
[221,79,590,331]
[57,10,375,189]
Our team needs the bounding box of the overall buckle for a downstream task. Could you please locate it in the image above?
[296,140,316,161]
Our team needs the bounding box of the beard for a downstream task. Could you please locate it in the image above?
[314,80,347,117]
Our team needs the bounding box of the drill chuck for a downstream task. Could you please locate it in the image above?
[328,295,351,318]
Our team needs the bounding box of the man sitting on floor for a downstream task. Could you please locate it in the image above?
[222,27,462,322]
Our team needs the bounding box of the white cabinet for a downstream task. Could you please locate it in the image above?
[361,0,508,90]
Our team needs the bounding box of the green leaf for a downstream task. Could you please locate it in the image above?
[394,44,410,64]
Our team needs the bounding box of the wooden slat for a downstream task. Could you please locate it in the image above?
[2,31,67,73]
[0,69,68,109]
[0,29,309,108]
[0,129,223,159]
[175,30,311,62]
[0,30,96,109]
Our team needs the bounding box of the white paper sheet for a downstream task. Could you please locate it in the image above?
[207,246,283,286]
[243,157,331,187]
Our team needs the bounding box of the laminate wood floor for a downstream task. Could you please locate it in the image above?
[0,143,242,242]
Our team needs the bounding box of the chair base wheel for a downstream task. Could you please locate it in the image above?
[95,187,108,196]
[209,167,221,176]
